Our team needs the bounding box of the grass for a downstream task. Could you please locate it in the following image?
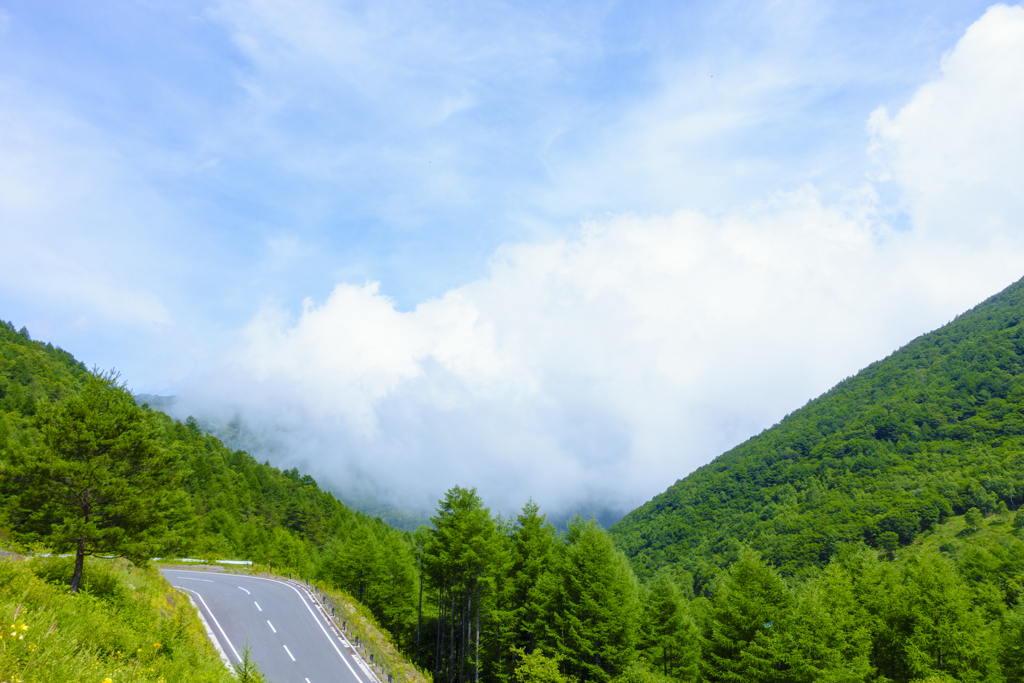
[907,508,1024,604]
[0,556,235,683]
[913,508,1024,557]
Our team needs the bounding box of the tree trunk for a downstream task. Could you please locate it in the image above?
[417,562,423,663]
[70,539,86,594]
[464,588,471,683]
[437,587,445,678]
[475,580,481,683]
[449,592,456,683]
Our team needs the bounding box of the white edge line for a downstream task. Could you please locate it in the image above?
[177,585,242,663]
[170,570,369,683]
[239,575,366,681]
[181,592,233,672]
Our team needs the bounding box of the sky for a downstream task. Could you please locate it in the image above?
[2,1,1024,523]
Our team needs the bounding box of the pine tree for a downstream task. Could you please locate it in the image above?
[549,516,639,683]
[425,486,497,683]
[2,371,193,593]
[638,568,699,681]
[699,547,789,683]
[776,562,873,683]
[881,552,998,682]
[511,500,558,656]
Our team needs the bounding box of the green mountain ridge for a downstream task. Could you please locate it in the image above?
[7,284,1024,683]
[0,320,422,660]
[611,275,1024,586]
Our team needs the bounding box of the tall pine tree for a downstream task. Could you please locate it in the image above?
[3,371,193,592]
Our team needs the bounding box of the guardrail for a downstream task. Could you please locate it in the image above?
[292,576,430,683]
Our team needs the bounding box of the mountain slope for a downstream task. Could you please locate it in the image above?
[611,276,1024,585]
[0,320,421,669]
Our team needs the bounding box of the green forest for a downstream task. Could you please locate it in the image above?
[2,275,1024,683]
[612,276,1024,583]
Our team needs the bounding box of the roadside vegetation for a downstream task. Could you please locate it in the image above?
[0,555,233,683]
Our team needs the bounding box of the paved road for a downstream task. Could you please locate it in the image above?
[162,569,375,683]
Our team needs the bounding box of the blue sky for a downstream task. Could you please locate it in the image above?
[2,1,1023,519]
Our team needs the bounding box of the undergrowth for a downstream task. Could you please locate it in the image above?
[0,556,233,683]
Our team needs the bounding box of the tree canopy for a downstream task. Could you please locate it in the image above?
[3,370,193,592]
[611,275,1024,585]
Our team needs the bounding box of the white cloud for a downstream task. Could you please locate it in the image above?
[183,195,1021,516]
[869,4,1024,246]
[176,5,1024,519]
[0,87,174,329]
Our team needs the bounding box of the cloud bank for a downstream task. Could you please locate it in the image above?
[173,5,1024,520]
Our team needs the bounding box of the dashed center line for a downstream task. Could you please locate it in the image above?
[254,601,262,612]
[267,620,277,633]
[284,644,296,661]
[238,586,251,595]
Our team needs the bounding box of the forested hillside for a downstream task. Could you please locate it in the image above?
[611,275,1024,585]
[6,280,1024,683]
[0,320,420,649]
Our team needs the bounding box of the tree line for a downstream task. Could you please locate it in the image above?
[346,485,1024,683]
[4,308,1024,683]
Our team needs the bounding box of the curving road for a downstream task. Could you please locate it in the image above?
[162,568,376,683]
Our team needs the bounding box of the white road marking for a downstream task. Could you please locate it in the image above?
[284,644,296,661]
[177,577,214,582]
[254,601,262,612]
[306,679,312,683]
[233,575,366,683]
[167,570,368,683]
[175,586,241,663]
[238,587,251,595]
[267,620,276,633]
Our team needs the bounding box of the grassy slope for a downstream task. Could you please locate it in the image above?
[0,556,233,683]
[0,319,423,682]
[611,276,1024,585]
[911,509,1024,600]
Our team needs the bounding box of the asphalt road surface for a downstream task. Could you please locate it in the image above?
[162,568,376,683]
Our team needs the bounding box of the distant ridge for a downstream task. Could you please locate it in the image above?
[611,275,1024,585]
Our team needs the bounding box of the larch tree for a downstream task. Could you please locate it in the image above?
[511,500,558,656]
[2,371,193,593]
[699,547,790,683]
[639,568,699,681]
[425,486,497,683]
[549,516,639,683]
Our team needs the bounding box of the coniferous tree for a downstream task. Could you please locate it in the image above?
[775,562,872,683]
[425,486,497,683]
[699,547,789,683]
[2,371,193,593]
[549,516,639,683]
[511,500,558,656]
[879,552,998,682]
[638,569,699,682]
